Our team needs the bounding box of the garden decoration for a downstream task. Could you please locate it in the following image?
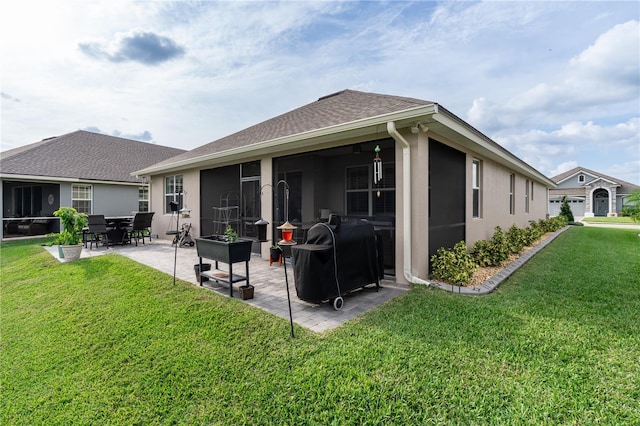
[254,180,296,338]
[373,145,382,198]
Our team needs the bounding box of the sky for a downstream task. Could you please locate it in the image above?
[1,1,639,185]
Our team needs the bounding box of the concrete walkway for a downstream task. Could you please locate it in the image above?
[44,240,409,333]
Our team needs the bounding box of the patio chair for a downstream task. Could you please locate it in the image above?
[127,212,154,246]
[86,215,110,249]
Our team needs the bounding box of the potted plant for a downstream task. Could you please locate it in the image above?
[269,244,282,265]
[224,224,238,242]
[51,207,88,261]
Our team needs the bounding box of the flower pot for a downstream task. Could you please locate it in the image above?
[59,244,83,261]
[239,284,254,300]
[270,248,282,265]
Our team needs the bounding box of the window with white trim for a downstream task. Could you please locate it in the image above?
[509,173,515,215]
[72,184,92,214]
[525,179,530,213]
[164,175,183,214]
[472,159,481,218]
[138,186,149,212]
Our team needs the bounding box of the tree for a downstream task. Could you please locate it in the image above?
[623,190,640,223]
[559,196,575,222]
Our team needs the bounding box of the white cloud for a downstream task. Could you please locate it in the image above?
[1,1,638,184]
[467,20,640,131]
[550,161,579,178]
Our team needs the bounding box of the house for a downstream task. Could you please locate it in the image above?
[134,90,555,284]
[549,166,639,217]
[1,130,185,238]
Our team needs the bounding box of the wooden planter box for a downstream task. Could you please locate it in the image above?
[195,236,253,297]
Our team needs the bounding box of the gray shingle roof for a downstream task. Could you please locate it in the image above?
[148,90,433,169]
[551,166,639,195]
[1,130,186,183]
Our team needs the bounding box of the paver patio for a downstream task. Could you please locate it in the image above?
[44,239,409,333]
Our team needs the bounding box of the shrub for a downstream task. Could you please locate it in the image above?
[523,222,543,246]
[548,215,568,231]
[470,239,493,267]
[430,241,478,285]
[622,190,640,222]
[472,226,510,267]
[559,196,575,222]
[506,224,526,255]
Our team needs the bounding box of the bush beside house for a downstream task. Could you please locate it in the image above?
[431,216,568,286]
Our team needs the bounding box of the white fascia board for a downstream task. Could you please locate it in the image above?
[133,104,439,177]
[556,169,599,185]
[0,173,142,186]
[584,176,619,186]
[431,112,556,188]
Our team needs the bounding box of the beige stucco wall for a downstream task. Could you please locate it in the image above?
[150,167,200,241]
[147,129,550,284]
[393,128,550,284]
[465,161,548,243]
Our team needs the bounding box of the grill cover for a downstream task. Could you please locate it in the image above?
[291,220,381,303]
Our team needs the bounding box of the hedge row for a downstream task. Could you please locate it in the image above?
[430,216,567,285]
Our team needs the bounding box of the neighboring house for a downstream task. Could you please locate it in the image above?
[134,90,555,284]
[1,130,185,238]
[549,166,640,218]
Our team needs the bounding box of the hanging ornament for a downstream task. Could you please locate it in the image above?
[373,145,382,198]
[373,145,382,184]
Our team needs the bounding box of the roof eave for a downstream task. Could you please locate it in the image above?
[133,104,439,176]
[430,109,556,188]
[0,173,143,186]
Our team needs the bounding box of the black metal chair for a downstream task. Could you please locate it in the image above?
[128,212,154,246]
[86,215,110,249]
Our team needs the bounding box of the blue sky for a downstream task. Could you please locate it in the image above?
[1,1,639,184]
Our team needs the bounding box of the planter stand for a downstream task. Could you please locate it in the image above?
[270,251,282,266]
[195,237,252,297]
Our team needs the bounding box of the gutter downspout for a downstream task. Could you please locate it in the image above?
[387,121,432,286]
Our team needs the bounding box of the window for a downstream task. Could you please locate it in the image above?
[472,160,481,218]
[578,174,585,183]
[346,163,395,216]
[509,173,515,215]
[531,180,534,201]
[138,186,149,212]
[72,184,92,214]
[525,179,530,213]
[164,175,183,214]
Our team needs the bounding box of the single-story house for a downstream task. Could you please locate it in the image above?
[1,130,185,238]
[549,166,639,217]
[134,90,555,284]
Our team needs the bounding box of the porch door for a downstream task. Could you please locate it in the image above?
[428,139,466,268]
[593,189,609,216]
[241,178,260,241]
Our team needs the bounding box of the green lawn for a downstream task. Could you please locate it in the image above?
[581,216,637,224]
[2,228,639,425]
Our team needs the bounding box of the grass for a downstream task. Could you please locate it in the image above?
[581,216,637,224]
[2,228,639,424]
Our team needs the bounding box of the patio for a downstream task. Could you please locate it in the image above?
[44,238,409,333]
